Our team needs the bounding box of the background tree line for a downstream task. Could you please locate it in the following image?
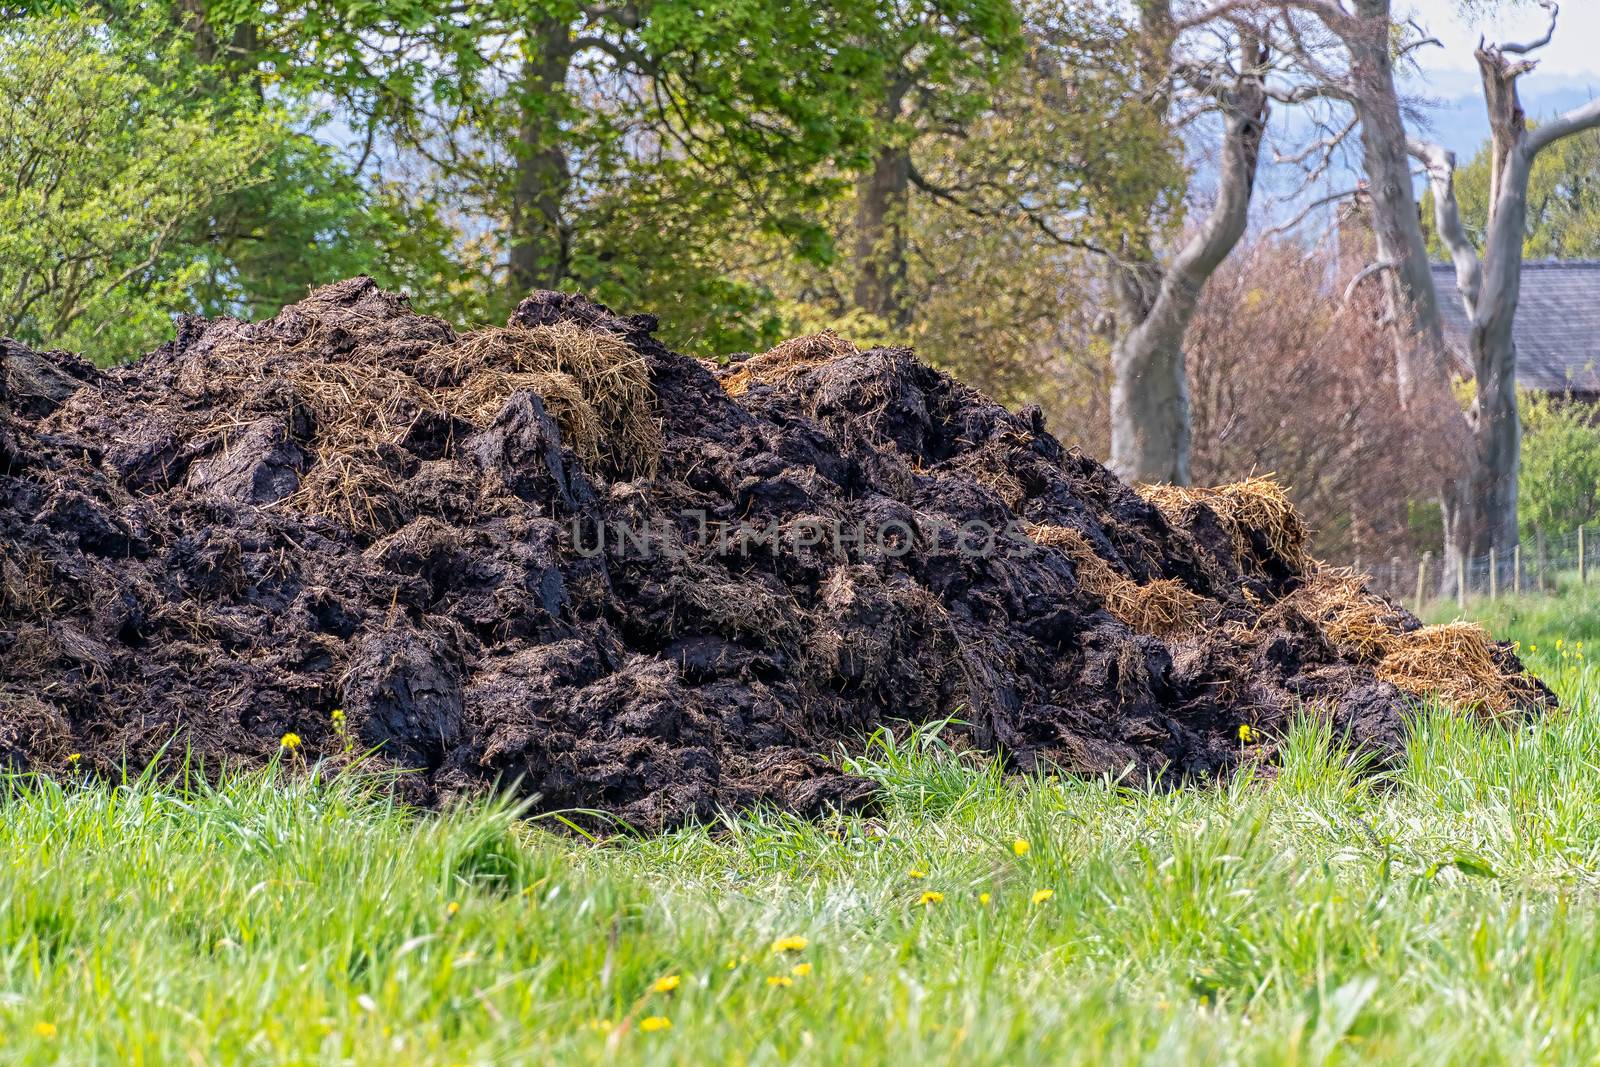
[5,0,1600,567]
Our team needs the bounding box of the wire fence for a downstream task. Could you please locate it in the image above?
[1346,526,1599,615]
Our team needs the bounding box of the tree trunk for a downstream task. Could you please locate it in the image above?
[852,145,912,328]
[508,18,575,298]
[1109,259,1191,484]
[1335,1,1477,587]
[1411,26,1600,584]
[853,82,913,329]
[1465,47,1536,565]
[1108,25,1267,486]
[1345,3,1449,409]
[176,1,261,84]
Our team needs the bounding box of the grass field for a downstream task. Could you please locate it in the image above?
[6,598,1600,1064]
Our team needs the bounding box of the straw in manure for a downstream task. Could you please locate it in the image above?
[1137,475,1311,574]
[720,331,858,398]
[1376,621,1540,719]
[1027,522,1210,637]
[427,321,660,478]
[1287,567,1405,664]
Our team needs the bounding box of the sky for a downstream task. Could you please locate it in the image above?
[1396,0,1600,161]
[1404,0,1600,84]
[1244,1,1600,228]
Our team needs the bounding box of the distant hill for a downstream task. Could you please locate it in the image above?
[1410,72,1600,162]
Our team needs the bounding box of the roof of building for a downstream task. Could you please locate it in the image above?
[1431,260,1600,395]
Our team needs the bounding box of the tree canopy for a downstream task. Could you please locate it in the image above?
[1424,127,1600,259]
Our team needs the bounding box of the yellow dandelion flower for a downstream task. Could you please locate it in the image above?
[652,974,681,994]
[919,890,945,906]
[639,1016,672,1033]
[907,868,927,879]
[1013,838,1030,857]
[1030,888,1055,905]
[1237,724,1255,743]
[979,892,992,905]
[1557,639,1564,649]
[766,975,794,987]
[279,732,302,751]
[771,936,808,953]
[446,901,461,917]
[791,962,812,977]
[34,1022,57,1038]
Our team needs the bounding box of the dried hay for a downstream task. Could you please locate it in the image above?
[1376,621,1540,719]
[281,360,436,452]
[282,448,407,534]
[954,451,1027,511]
[0,552,28,615]
[720,331,858,398]
[1137,475,1311,574]
[1027,522,1210,637]
[249,362,437,535]
[445,368,603,470]
[1287,567,1405,664]
[427,321,660,478]
[246,320,660,532]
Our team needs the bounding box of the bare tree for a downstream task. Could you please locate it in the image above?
[1191,2,1451,403]
[1108,1,1272,485]
[1197,0,1598,582]
[1187,236,1440,560]
[1409,1,1600,565]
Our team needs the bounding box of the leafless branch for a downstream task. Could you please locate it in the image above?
[1500,0,1559,56]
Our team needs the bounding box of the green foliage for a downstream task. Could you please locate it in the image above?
[1424,128,1600,259]
[1518,391,1600,537]
[221,0,1023,353]
[0,12,276,361]
[175,133,493,330]
[747,0,1169,417]
[0,9,484,363]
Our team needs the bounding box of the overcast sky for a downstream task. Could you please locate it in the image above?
[1403,0,1600,80]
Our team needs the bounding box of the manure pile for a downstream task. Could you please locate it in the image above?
[0,279,1552,828]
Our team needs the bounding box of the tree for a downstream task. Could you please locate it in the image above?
[844,0,1020,329]
[224,0,1023,354]
[1186,236,1443,559]
[0,12,275,360]
[1204,0,1595,585]
[1106,1,1271,485]
[1410,0,1600,572]
[1518,391,1600,537]
[739,0,1177,427]
[1425,126,1600,259]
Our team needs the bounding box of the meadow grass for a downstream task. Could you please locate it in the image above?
[7,605,1600,1063]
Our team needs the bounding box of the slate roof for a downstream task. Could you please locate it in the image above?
[1432,260,1600,395]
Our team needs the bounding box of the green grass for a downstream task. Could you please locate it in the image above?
[1427,577,1600,654]
[7,601,1600,1064]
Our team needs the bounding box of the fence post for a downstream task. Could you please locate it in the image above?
[1457,548,1466,609]
[1490,546,1498,600]
[1538,528,1547,593]
[1514,543,1522,596]
[1582,525,1587,585]
[1416,552,1431,614]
